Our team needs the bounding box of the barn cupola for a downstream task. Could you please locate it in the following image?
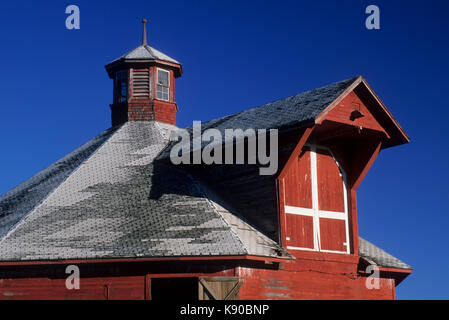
[105,19,182,126]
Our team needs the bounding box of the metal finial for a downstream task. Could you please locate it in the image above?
[142,19,148,46]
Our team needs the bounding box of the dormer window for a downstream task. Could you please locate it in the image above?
[157,69,170,101]
[115,70,128,103]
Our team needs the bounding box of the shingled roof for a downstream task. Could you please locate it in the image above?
[0,121,289,261]
[109,44,181,65]
[359,237,411,270]
[159,76,358,160]
[0,78,411,271]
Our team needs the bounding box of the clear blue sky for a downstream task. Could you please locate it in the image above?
[0,0,448,299]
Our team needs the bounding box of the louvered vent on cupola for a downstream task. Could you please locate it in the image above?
[131,68,151,99]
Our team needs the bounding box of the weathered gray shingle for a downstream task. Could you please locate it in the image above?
[158,76,358,160]
[109,44,180,65]
[359,237,411,270]
[0,127,117,240]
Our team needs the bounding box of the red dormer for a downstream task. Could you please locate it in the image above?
[105,19,182,126]
[277,76,409,266]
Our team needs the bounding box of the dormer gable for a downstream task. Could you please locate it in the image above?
[314,76,409,149]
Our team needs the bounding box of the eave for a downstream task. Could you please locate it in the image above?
[358,256,413,286]
[105,59,183,78]
[0,254,293,267]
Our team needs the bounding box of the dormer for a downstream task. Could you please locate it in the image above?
[105,19,182,126]
[278,76,409,258]
[155,75,410,275]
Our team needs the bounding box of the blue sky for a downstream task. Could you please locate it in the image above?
[0,0,448,299]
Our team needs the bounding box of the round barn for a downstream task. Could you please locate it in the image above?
[0,21,412,300]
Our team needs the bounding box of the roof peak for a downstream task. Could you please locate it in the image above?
[116,18,180,65]
[106,36,181,67]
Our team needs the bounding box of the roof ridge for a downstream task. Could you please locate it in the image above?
[192,178,293,259]
[197,76,360,129]
[157,76,359,161]
[143,45,156,59]
[188,175,249,256]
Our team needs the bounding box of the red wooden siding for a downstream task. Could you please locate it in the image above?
[315,148,348,252]
[0,276,145,300]
[285,214,314,249]
[237,264,396,300]
[111,65,178,125]
[319,218,346,252]
[316,148,344,212]
[284,148,312,208]
[0,259,402,300]
[170,70,175,102]
[0,261,237,300]
[282,147,315,249]
[321,91,387,135]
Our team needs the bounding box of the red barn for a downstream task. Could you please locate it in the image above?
[0,22,411,300]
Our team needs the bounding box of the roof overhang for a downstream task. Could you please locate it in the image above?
[105,59,183,79]
[359,256,413,286]
[0,254,293,267]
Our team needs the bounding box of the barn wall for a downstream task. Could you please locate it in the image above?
[0,276,145,300]
[237,258,396,300]
[0,259,396,300]
[0,260,238,300]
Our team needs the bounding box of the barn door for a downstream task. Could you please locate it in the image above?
[282,144,350,254]
[315,147,350,253]
[198,277,242,300]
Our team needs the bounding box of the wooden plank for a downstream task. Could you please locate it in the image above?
[0,276,145,300]
[283,148,312,208]
[200,276,241,282]
[320,91,387,134]
[315,76,362,123]
[198,278,204,299]
[356,79,409,143]
[237,265,396,300]
[319,218,347,252]
[199,278,219,300]
[0,255,288,267]
[316,148,345,212]
[224,281,242,300]
[285,214,314,249]
[352,141,382,190]
[349,189,359,255]
[278,127,314,179]
[145,274,151,300]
